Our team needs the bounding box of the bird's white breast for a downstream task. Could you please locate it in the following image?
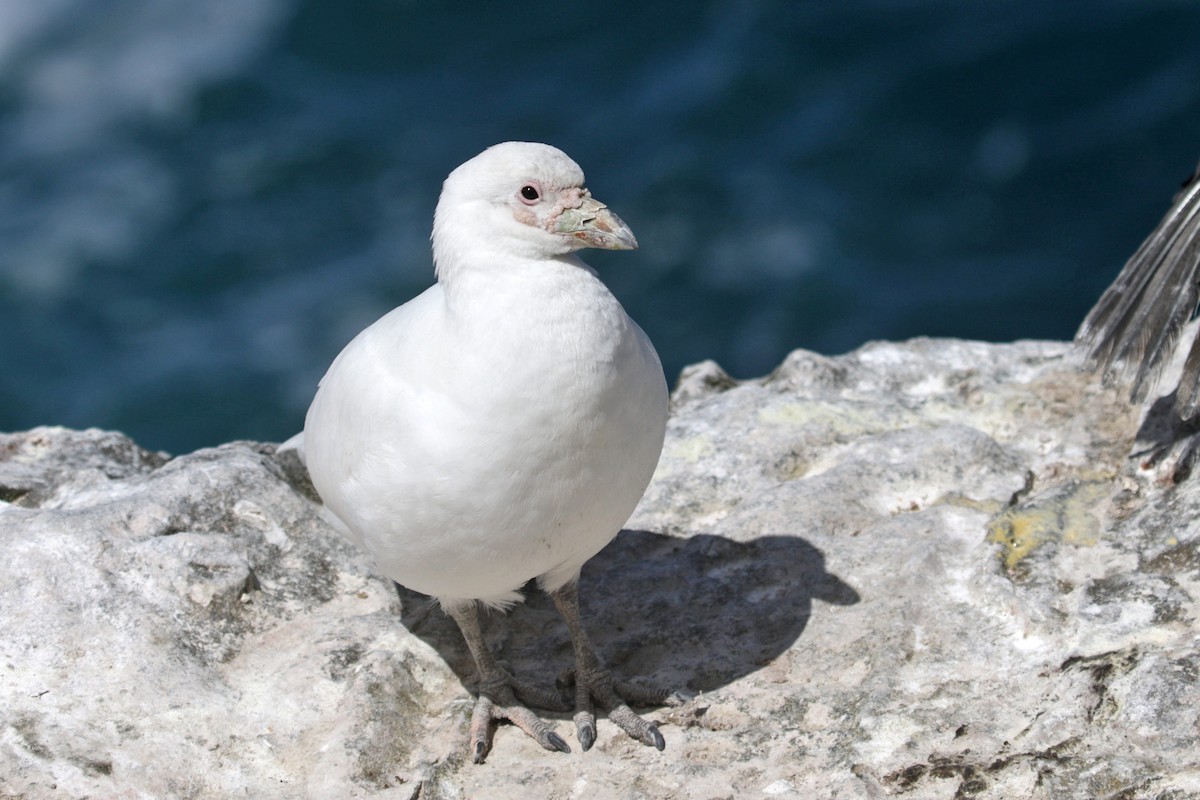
[303,257,667,605]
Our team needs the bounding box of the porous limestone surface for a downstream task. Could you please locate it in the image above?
[2,337,1198,799]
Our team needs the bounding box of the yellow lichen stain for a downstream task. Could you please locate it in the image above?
[986,480,1111,571]
[757,402,818,426]
[665,435,713,464]
[987,508,1054,571]
[1060,480,1110,547]
[757,400,917,438]
[936,492,1006,516]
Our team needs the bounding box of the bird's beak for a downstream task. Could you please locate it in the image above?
[554,196,638,250]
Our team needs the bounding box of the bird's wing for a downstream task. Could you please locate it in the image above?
[1076,163,1200,413]
[276,431,305,464]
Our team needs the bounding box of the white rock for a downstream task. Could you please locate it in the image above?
[2,336,1199,798]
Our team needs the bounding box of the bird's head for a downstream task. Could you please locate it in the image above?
[432,142,637,277]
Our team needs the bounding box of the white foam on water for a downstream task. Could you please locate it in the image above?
[0,0,289,300]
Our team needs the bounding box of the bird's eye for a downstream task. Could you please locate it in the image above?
[519,184,540,204]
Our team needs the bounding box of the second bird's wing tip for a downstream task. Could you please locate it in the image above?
[1076,163,1200,412]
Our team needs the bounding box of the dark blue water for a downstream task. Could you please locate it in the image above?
[3,1,1200,454]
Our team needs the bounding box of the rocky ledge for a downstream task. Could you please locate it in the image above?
[2,336,1198,799]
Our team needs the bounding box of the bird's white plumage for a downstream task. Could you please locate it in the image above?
[302,142,667,608]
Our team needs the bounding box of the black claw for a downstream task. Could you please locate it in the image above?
[547,732,572,754]
[1175,439,1200,482]
[648,724,665,751]
[579,726,596,752]
[472,740,488,764]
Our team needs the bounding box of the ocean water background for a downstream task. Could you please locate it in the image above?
[3,1,1200,455]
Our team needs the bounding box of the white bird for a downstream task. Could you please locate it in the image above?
[299,141,681,762]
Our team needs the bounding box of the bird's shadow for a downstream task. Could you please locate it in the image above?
[395,529,859,698]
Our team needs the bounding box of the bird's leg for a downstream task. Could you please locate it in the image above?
[444,602,570,763]
[550,581,690,752]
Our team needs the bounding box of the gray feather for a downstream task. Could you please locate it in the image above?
[1076,163,1200,414]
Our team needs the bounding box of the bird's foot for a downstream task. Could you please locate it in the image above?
[1134,411,1200,483]
[1144,434,1200,483]
[559,666,692,752]
[469,670,571,764]
[1174,436,1200,482]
